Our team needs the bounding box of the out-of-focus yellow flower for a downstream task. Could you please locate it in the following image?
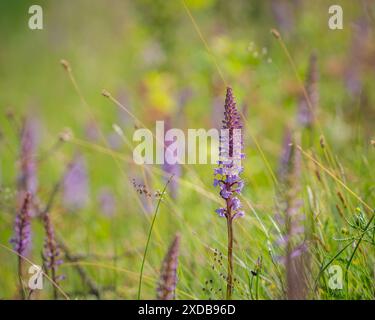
[143,71,176,114]
[185,0,215,10]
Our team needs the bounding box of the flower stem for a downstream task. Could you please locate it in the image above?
[226,201,234,300]
[18,256,25,300]
[52,268,58,300]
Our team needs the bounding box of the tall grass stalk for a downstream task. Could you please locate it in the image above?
[137,175,174,299]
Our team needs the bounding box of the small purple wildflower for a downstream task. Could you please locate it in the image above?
[62,155,89,211]
[10,192,32,257]
[214,87,245,220]
[42,212,64,290]
[157,234,181,300]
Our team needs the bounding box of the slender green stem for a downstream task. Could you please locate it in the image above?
[18,256,25,300]
[137,175,173,300]
[52,268,57,300]
[248,273,254,300]
[226,199,234,300]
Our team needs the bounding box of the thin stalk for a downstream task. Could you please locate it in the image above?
[248,273,254,300]
[226,200,234,300]
[137,175,173,300]
[51,268,57,300]
[18,257,25,299]
[255,273,260,300]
